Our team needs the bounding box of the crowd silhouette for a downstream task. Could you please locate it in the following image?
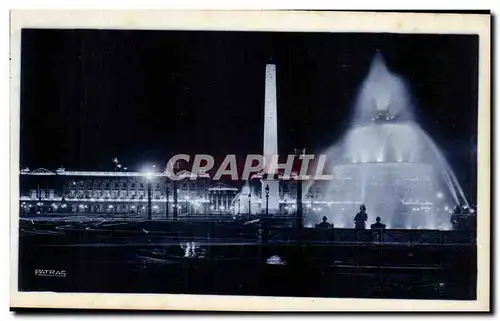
[314,204,388,230]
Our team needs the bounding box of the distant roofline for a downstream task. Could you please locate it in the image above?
[207,182,239,191]
[19,168,210,178]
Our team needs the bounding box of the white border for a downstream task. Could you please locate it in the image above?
[9,10,491,311]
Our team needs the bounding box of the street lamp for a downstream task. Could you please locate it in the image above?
[248,192,251,215]
[170,161,180,220]
[294,148,305,229]
[265,184,270,216]
[112,157,119,171]
[173,187,178,219]
[185,195,190,216]
[144,168,155,221]
[165,185,170,219]
[146,178,152,221]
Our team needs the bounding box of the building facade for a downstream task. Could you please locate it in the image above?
[19,167,239,217]
[19,167,328,218]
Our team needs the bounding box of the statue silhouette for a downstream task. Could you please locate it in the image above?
[354,205,368,230]
[316,216,333,228]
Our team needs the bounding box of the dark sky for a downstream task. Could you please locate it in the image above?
[19,30,478,198]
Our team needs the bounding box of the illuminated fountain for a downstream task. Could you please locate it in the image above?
[314,52,470,229]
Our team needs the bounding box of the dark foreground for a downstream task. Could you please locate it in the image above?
[18,218,477,300]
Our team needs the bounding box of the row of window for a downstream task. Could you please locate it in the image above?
[68,181,202,190]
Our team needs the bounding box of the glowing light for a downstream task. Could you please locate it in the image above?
[266,255,286,265]
[470,209,475,214]
[210,205,215,210]
[444,206,449,211]
[108,205,113,209]
[153,205,159,209]
[436,192,444,199]
[131,206,135,209]
[144,171,154,180]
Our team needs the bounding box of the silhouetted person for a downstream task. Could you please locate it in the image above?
[370,217,386,229]
[315,216,333,228]
[354,205,368,230]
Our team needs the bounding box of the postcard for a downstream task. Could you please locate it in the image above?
[10,10,491,312]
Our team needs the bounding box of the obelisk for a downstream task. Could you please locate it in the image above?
[262,64,280,214]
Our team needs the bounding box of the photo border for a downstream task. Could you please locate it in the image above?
[9,10,491,311]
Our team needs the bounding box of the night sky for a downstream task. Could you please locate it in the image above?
[19,30,478,199]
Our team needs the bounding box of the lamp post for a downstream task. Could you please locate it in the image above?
[144,166,155,221]
[171,161,180,220]
[238,198,241,214]
[185,196,190,216]
[294,148,304,229]
[36,183,41,214]
[248,192,251,215]
[146,177,152,221]
[173,185,178,219]
[165,185,169,219]
[265,184,270,216]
